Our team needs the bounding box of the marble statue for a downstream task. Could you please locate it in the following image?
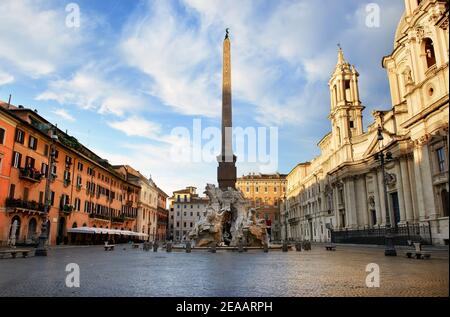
[188,184,269,247]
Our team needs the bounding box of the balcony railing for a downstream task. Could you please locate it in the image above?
[60,204,74,214]
[5,198,45,213]
[19,168,43,182]
[89,213,110,221]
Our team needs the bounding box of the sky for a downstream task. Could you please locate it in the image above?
[0,0,405,196]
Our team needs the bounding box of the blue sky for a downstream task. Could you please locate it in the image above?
[0,0,404,195]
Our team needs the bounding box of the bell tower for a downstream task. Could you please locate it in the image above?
[328,45,365,150]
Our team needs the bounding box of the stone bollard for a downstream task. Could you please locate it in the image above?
[166,242,172,252]
[185,241,191,253]
[282,242,289,252]
[238,241,244,253]
[148,241,153,250]
[263,243,269,253]
[210,245,216,253]
[153,242,158,252]
[143,242,150,251]
[295,242,302,251]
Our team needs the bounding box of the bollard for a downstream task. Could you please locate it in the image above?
[295,242,302,252]
[153,242,158,252]
[282,242,289,252]
[185,241,191,253]
[148,241,153,250]
[263,243,269,253]
[238,241,244,253]
[143,242,150,251]
[166,242,172,252]
[210,245,216,253]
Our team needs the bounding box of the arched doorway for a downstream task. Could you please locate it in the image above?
[9,216,21,243]
[27,218,37,243]
[57,217,66,245]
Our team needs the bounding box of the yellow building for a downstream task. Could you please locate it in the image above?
[283,0,448,245]
[236,173,287,241]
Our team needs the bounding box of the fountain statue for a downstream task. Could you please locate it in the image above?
[188,184,269,247]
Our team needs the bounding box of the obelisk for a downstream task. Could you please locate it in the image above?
[217,28,237,190]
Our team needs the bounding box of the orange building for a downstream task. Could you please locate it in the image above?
[0,101,140,246]
[236,173,287,241]
[156,186,169,241]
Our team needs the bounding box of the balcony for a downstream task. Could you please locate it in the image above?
[64,179,71,187]
[76,184,82,191]
[19,168,43,183]
[5,198,45,214]
[60,204,74,214]
[89,213,110,221]
[112,215,125,223]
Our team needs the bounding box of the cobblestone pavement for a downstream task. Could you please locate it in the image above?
[0,244,448,297]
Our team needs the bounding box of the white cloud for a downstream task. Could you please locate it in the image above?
[120,0,220,118]
[0,0,86,78]
[108,116,162,140]
[0,70,14,85]
[36,66,147,117]
[52,108,76,122]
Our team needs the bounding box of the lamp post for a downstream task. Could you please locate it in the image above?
[375,126,397,256]
[35,125,58,256]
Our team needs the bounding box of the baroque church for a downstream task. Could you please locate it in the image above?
[282,0,449,245]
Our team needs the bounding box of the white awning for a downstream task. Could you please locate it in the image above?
[67,227,148,237]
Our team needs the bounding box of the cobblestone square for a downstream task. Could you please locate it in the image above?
[0,244,448,297]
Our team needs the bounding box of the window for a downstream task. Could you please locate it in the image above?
[44,144,49,157]
[28,136,38,150]
[0,127,5,144]
[15,129,25,144]
[256,187,259,193]
[246,187,249,192]
[39,192,44,204]
[424,38,436,69]
[54,150,59,159]
[50,191,55,206]
[436,147,446,172]
[12,152,22,168]
[25,156,35,169]
[349,120,354,128]
[9,184,15,199]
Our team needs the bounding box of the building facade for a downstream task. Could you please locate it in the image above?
[113,165,159,241]
[236,173,287,241]
[0,102,141,246]
[283,0,449,245]
[168,187,209,241]
[156,186,169,241]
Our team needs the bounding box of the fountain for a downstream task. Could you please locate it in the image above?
[188,184,269,248]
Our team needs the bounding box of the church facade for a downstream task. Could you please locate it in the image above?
[282,0,449,245]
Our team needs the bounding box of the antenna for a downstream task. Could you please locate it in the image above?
[7,94,11,106]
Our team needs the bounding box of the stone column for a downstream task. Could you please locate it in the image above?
[413,144,427,221]
[359,175,369,227]
[400,158,414,222]
[394,161,407,223]
[347,177,358,228]
[419,143,437,219]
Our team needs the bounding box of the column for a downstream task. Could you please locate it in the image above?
[394,161,407,223]
[413,145,427,221]
[419,143,437,219]
[400,158,414,222]
[347,177,358,228]
[407,156,419,221]
[359,176,369,227]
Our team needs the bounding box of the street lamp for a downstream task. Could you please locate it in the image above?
[375,126,397,256]
[35,125,58,256]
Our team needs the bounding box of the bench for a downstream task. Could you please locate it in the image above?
[104,244,115,251]
[0,249,30,259]
[406,242,431,259]
[325,244,336,251]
